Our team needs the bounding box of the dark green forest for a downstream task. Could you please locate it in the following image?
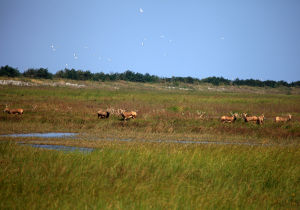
[1,65,299,87]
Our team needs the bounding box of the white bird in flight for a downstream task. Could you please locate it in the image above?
[73,53,78,59]
[50,44,56,51]
[139,8,144,13]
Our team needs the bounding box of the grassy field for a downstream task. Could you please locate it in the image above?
[0,142,299,209]
[0,78,300,209]
[1,78,300,143]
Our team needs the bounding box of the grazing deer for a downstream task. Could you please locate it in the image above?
[220,113,238,123]
[97,110,110,119]
[3,105,24,115]
[242,113,264,124]
[275,114,292,123]
[242,113,258,123]
[257,114,265,125]
[121,111,137,121]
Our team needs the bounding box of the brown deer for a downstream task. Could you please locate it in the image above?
[257,114,265,125]
[121,111,137,121]
[242,113,258,123]
[3,105,24,115]
[97,110,110,119]
[242,113,264,124]
[220,113,238,123]
[275,114,292,123]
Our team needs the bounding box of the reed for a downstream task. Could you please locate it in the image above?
[0,142,299,209]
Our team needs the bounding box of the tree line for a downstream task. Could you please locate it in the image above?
[1,65,299,87]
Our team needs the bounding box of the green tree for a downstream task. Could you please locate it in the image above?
[0,65,20,77]
[23,68,52,79]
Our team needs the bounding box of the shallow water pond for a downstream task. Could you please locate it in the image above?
[1,132,77,138]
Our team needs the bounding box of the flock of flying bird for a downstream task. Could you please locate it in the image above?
[49,7,174,70]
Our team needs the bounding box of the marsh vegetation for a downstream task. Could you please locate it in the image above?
[1,80,300,144]
[0,78,299,209]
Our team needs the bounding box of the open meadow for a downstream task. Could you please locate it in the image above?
[0,78,300,209]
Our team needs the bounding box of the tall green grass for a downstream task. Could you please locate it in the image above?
[0,142,299,209]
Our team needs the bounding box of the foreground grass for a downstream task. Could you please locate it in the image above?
[0,142,299,209]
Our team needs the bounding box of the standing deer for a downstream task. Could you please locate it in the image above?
[242,113,264,124]
[275,114,292,123]
[242,113,258,123]
[97,110,110,119]
[220,113,238,123]
[3,105,24,115]
[121,111,137,121]
[257,114,265,125]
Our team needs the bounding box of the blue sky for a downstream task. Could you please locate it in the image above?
[0,0,299,82]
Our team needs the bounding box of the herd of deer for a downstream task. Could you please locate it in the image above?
[3,105,292,123]
[220,113,292,124]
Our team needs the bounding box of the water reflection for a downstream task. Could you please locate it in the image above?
[1,133,77,138]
